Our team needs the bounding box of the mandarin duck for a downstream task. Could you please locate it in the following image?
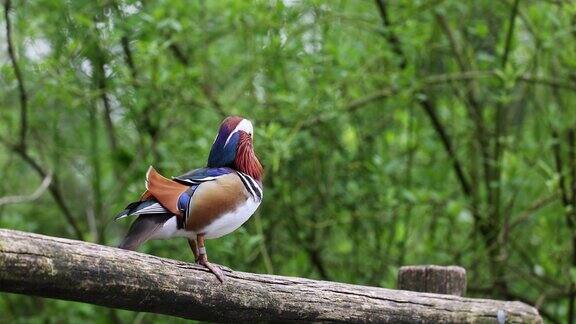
[115,116,263,282]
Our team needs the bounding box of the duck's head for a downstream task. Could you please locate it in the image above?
[207,116,263,181]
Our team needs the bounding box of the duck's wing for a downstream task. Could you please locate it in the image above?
[172,167,235,185]
[184,172,251,234]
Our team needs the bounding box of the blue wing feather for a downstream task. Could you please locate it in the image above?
[172,167,235,185]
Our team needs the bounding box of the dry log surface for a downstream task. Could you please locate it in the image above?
[0,229,541,323]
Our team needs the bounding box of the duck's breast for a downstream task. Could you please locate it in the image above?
[202,197,261,239]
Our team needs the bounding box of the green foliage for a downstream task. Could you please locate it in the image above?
[0,0,575,322]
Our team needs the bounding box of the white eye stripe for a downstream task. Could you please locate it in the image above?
[224,119,253,147]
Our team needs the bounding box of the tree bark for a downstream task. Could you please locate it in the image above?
[0,229,541,323]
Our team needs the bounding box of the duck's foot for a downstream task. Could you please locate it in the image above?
[197,258,226,283]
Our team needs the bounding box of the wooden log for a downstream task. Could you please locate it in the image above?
[0,229,541,323]
[398,265,467,296]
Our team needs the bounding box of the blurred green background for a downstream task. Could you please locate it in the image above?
[0,0,574,323]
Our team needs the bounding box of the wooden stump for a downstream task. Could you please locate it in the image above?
[398,265,467,296]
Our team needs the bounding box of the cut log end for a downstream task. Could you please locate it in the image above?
[398,265,467,296]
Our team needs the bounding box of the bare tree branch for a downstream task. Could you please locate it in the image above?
[0,172,52,206]
[299,70,576,130]
[169,42,189,66]
[501,0,520,69]
[425,71,576,91]
[120,36,137,79]
[166,33,227,118]
[370,1,476,209]
[507,193,558,231]
[418,98,474,198]
[374,0,406,68]
[2,0,84,240]
[3,0,27,151]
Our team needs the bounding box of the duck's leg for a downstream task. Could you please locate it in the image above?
[187,239,199,262]
[196,233,225,282]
